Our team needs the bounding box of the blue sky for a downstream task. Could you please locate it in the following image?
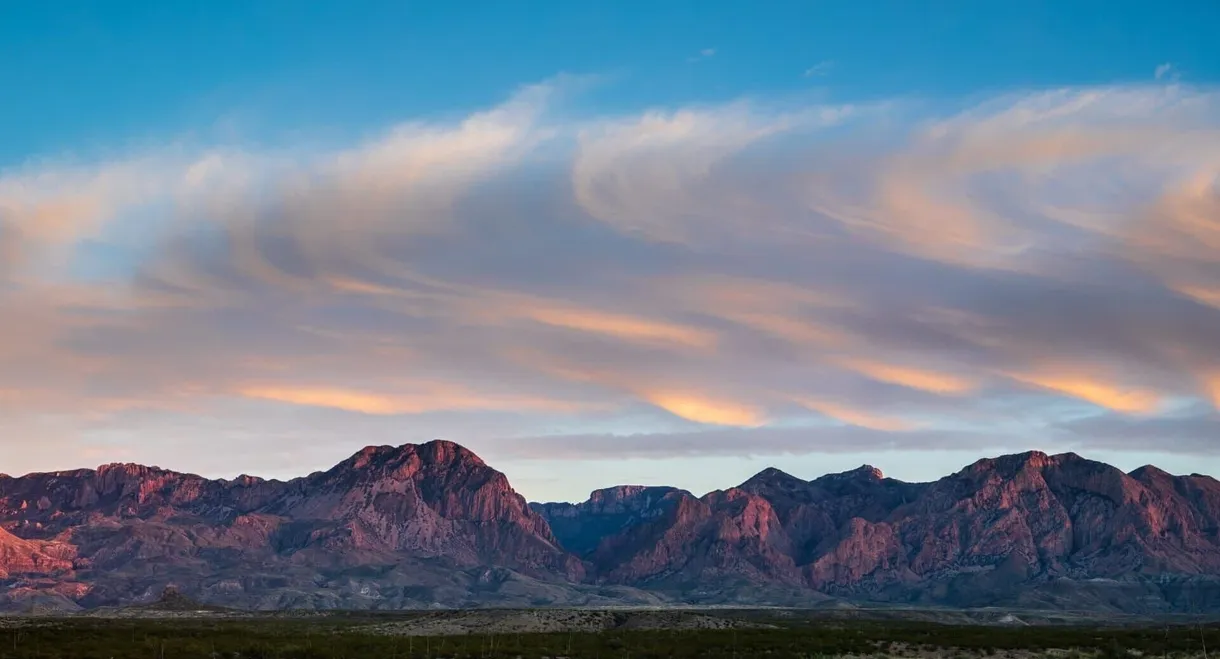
[4,0,1216,163]
[2,2,1220,501]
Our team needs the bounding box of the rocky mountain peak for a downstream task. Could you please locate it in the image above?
[6,445,1220,613]
[741,467,807,490]
[420,438,485,464]
[848,464,885,480]
[811,464,888,485]
[334,439,490,475]
[96,462,156,475]
[586,485,682,508]
[983,450,1094,473]
[962,450,1072,479]
[1129,464,1173,481]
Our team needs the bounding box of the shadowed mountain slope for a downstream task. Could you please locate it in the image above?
[5,444,1220,612]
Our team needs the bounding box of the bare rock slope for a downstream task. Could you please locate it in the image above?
[4,443,1220,612]
[533,451,1220,612]
[0,441,609,611]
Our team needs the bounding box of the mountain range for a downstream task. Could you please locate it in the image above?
[3,440,1220,613]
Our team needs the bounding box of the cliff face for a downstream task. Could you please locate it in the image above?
[0,440,585,610]
[0,527,75,578]
[258,441,581,579]
[535,452,1220,610]
[5,444,1220,612]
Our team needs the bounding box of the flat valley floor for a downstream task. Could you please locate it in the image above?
[4,607,1220,658]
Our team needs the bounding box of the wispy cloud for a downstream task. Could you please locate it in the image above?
[687,48,716,63]
[803,60,835,77]
[477,425,1029,462]
[1155,62,1178,81]
[3,80,1220,484]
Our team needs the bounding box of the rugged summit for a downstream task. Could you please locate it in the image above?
[0,441,593,611]
[534,451,1220,611]
[4,444,1220,612]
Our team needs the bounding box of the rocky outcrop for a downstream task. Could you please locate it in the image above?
[532,486,683,558]
[257,442,579,577]
[535,451,1220,610]
[0,527,75,578]
[5,444,1220,612]
[0,440,587,610]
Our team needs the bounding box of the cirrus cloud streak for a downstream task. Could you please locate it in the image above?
[2,80,1220,480]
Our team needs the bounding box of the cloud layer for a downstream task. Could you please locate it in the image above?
[3,80,1220,491]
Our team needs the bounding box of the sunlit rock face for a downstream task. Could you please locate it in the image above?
[5,444,1220,612]
[537,450,1220,610]
[0,440,582,611]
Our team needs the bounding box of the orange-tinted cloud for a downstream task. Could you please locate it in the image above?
[1196,373,1220,411]
[1005,371,1162,414]
[640,389,767,427]
[796,398,914,431]
[499,347,765,427]
[5,82,1220,484]
[655,274,851,348]
[240,386,415,415]
[523,305,717,349]
[836,357,978,395]
[238,384,593,416]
